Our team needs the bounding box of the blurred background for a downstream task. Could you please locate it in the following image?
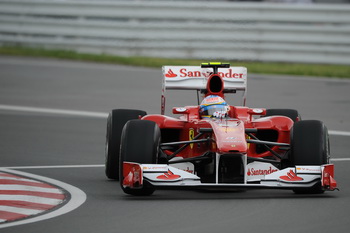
[47,0,350,3]
[0,0,349,66]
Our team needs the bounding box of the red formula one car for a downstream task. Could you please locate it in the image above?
[105,62,337,196]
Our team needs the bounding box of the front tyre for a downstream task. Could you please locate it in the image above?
[290,120,330,194]
[105,109,147,180]
[119,120,161,196]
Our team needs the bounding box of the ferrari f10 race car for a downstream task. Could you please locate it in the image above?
[105,62,337,196]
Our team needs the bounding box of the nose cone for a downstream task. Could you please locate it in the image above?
[209,119,247,153]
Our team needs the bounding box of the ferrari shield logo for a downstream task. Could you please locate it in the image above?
[189,128,195,149]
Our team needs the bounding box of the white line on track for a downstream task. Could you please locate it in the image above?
[1,165,105,169]
[328,130,350,137]
[0,104,107,118]
[331,158,350,162]
[0,104,350,137]
[0,168,86,229]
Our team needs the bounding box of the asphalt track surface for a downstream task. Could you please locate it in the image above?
[0,56,349,233]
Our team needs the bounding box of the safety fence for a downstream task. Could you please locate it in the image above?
[0,0,349,64]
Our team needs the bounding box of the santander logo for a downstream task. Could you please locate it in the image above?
[165,68,244,79]
[247,167,278,176]
[165,69,177,78]
[157,170,181,180]
[279,170,303,181]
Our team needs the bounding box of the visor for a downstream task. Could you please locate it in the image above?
[200,105,228,118]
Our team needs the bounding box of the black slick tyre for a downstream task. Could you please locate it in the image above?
[290,120,330,194]
[265,109,301,122]
[119,120,160,196]
[105,109,146,180]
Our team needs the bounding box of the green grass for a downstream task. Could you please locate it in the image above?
[1,46,349,78]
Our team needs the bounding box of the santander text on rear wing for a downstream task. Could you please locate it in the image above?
[161,66,247,114]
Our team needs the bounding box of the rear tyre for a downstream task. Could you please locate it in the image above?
[105,109,147,180]
[119,120,160,196]
[290,120,330,194]
[265,109,301,122]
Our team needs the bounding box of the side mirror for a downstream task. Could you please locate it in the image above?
[172,107,189,115]
[248,108,266,116]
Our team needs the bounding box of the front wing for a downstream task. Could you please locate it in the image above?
[122,162,337,191]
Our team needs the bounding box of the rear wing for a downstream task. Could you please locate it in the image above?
[161,66,247,114]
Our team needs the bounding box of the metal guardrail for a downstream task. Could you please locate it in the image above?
[0,0,349,64]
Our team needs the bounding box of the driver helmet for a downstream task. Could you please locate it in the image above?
[199,95,229,118]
